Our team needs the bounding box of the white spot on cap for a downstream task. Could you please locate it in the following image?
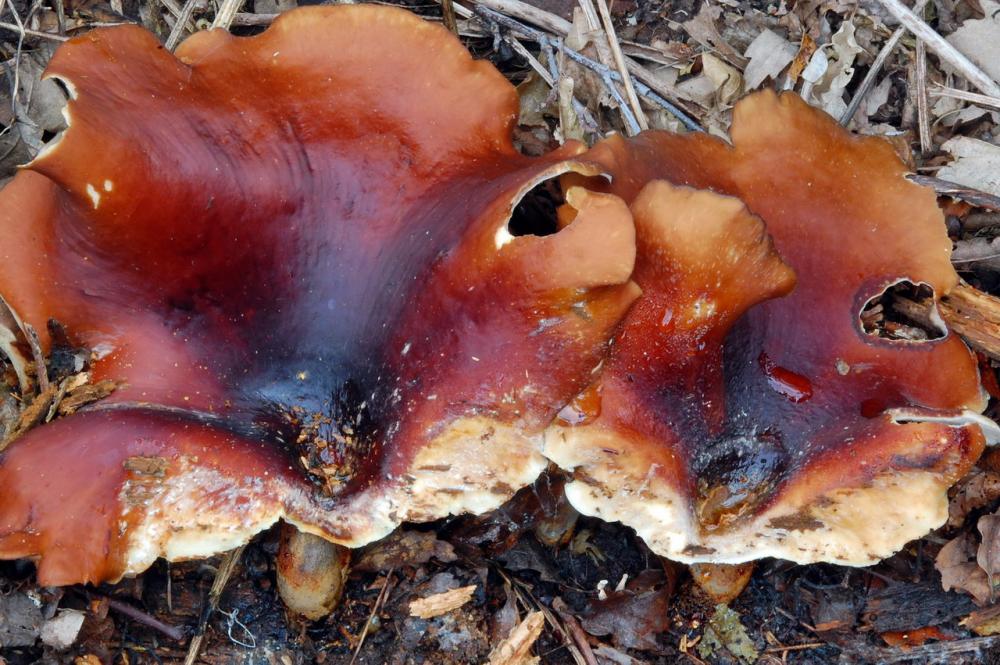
[85,183,101,209]
[103,179,114,192]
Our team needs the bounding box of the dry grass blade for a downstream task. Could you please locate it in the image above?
[915,39,931,154]
[594,0,647,132]
[877,0,1000,97]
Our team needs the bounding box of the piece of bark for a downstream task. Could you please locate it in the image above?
[408,585,477,619]
[487,611,544,665]
[940,283,1000,361]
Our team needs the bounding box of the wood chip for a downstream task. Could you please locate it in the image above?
[487,611,544,665]
[408,585,476,619]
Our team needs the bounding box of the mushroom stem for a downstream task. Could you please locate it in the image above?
[276,524,351,620]
[689,562,755,604]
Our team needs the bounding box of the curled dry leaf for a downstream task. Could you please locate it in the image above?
[742,29,797,90]
[937,532,992,605]
[948,468,1000,528]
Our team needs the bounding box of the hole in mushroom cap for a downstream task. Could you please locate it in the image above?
[506,176,564,237]
[860,280,947,342]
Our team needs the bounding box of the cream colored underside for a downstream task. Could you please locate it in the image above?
[122,416,548,575]
[542,420,975,566]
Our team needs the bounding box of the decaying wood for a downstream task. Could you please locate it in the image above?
[408,584,477,619]
[940,283,1000,361]
[487,611,544,665]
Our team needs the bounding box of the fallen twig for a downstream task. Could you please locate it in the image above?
[594,0,647,132]
[105,597,187,642]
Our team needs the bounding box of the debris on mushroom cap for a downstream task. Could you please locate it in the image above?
[0,5,640,585]
[545,91,992,566]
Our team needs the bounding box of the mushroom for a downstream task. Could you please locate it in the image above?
[0,5,639,586]
[545,91,995,565]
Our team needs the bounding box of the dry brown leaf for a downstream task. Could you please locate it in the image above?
[743,30,797,90]
[682,3,748,68]
[945,0,1000,84]
[938,137,1000,197]
[408,584,477,619]
[978,514,1000,592]
[486,611,544,665]
[962,603,1000,635]
[937,532,992,605]
[701,53,743,106]
[948,468,1000,528]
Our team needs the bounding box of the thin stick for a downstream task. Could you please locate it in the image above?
[106,598,187,642]
[183,545,246,665]
[593,0,646,132]
[230,11,274,26]
[476,0,571,35]
[841,0,931,125]
[0,22,69,42]
[915,38,931,154]
[876,0,1000,97]
[349,569,394,665]
[165,0,199,50]
[930,84,1000,111]
[210,0,244,30]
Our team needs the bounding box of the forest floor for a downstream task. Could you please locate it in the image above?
[3,0,1000,662]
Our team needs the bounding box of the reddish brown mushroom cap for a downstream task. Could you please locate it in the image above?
[546,91,991,565]
[0,6,639,584]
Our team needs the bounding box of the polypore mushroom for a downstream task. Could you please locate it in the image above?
[545,91,995,565]
[0,5,639,585]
